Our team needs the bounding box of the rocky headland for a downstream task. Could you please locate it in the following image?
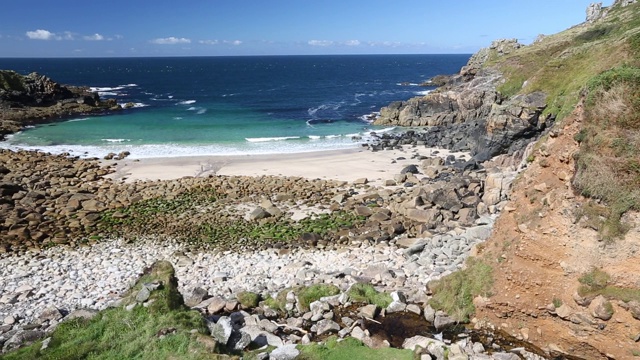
[2,0,640,358]
[0,70,121,140]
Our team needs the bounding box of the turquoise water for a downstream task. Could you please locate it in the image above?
[0,55,469,158]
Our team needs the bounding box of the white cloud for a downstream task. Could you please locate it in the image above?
[343,40,361,46]
[26,29,56,40]
[199,39,219,45]
[150,37,191,45]
[308,40,334,47]
[223,40,242,45]
[84,33,105,41]
[62,31,75,40]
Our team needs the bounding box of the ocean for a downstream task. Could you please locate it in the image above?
[0,55,469,158]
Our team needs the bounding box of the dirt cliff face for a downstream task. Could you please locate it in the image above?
[473,102,640,359]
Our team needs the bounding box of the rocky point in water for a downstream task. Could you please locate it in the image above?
[0,70,121,140]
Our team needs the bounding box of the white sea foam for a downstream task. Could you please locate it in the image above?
[98,91,119,96]
[173,117,183,120]
[90,86,124,92]
[415,90,432,96]
[101,139,131,143]
[118,102,149,108]
[118,83,138,87]
[0,137,365,160]
[372,126,396,134]
[178,100,196,105]
[396,82,420,86]
[168,95,174,99]
[196,109,207,115]
[68,118,90,122]
[308,135,322,140]
[245,136,301,143]
[186,107,198,111]
[307,102,343,117]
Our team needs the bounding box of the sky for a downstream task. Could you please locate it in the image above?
[0,0,609,57]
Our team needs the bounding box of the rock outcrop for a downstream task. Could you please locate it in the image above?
[0,70,120,140]
[373,40,550,162]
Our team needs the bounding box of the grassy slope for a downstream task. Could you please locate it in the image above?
[493,3,640,119]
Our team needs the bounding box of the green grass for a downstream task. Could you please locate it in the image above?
[552,297,563,308]
[298,336,413,360]
[1,261,218,360]
[489,2,640,122]
[428,258,493,322]
[237,291,261,309]
[297,284,341,311]
[578,268,640,303]
[346,284,392,308]
[573,65,640,240]
[99,188,365,249]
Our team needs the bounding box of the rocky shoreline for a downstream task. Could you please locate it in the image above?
[0,140,548,358]
[0,70,122,140]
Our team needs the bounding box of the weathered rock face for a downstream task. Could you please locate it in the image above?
[586,2,606,22]
[375,68,502,128]
[0,71,74,106]
[0,70,120,140]
[587,0,637,22]
[373,39,550,162]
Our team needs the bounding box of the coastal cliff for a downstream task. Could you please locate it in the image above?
[0,70,120,139]
[374,0,640,358]
[373,39,551,162]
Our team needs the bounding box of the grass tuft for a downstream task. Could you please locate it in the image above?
[578,268,640,303]
[237,291,261,309]
[428,258,493,322]
[297,284,341,311]
[346,284,393,308]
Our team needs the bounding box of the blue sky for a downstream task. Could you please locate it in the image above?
[0,1,606,57]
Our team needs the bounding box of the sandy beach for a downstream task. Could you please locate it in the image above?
[106,146,472,184]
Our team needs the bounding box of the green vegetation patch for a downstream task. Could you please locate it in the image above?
[298,336,413,360]
[0,70,27,92]
[99,189,365,249]
[428,258,493,322]
[237,291,261,309]
[490,1,640,121]
[578,268,640,303]
[297,284,341,311]
[2,261,214,360]
[574,65,640,240]
[346,283,392,308]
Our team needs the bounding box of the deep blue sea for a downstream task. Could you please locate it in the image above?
[0,55,469,158]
